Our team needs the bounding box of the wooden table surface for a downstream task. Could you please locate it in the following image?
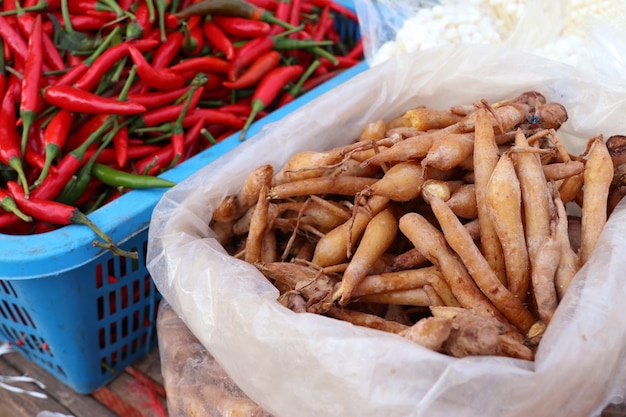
[0,346,166,417]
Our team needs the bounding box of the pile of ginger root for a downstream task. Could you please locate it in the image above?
[209,91,623,361]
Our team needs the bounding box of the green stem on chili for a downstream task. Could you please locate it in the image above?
[145,0,156,23]
[56,123,117,205]
[290,58,321,96]
[109,55,129,84]
[0,192,32,222]
[200,128,217,145]
[169,0,180,14]
[155,0,169,42]
[60,0,74,32]
[310,45,338,65]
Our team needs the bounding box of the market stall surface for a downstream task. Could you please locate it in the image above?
[0,346,166,417]
[2,338,626,417]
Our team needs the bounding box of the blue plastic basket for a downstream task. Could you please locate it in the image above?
[0,4,367,394]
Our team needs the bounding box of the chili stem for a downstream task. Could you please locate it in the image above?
[145,0,156,23]
[0,196,32,222]
[93,240,139,259]
[60,0,74,32]
[200,128,217,145]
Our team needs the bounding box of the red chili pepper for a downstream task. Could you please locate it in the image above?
[35,109,74,186]
[222,50,280,90]
[134,117,204,175]
[136,86,203,127]
[182,108,245,129]
[52,25,123,88]
[169,55,230,74]
[246,0,276,11]
[43,12,115,32]
[213,15,271,38]
[22,0,62,9]
[239,64,304,139]
[0,16,27,69]
[164,12,180,29]
[68,0,125,15]
[44,85,147,115]
[307,0,358,22]
[0,78,29,196]
[345,38,364,61]
[53,62,90,87]
[199,87,230,101]
[227,35,274,81]
[15,11,65,72]
[202,19,235,60]
[65,51,84,67]
[63,113,109,153]
[218,102,252,116]
[19,14,43,156]
[277,58,320,107]
[113,125,129,167]
[126,86,190,109]
[0,211,22,229]
[287,0,301,27]
[31,116,115,200]
[84,145,162,166]
[270,0,289,34]
[320,55,360,70]
[74,39,159,92]
[152,30,184,69]
[312,5,331,42]
[130,0,154,39]
[128,45,187,90]
[302,68,342,91]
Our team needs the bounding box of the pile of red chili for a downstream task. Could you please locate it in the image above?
[0,0,362,238]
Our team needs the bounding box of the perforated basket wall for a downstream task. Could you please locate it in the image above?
[0,3,365,394]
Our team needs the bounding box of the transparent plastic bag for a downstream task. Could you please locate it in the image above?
[353,0,626,85]
[156,300,272,417]
[147,44,626,417]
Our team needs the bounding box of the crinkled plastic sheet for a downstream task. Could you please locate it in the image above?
[147,44,626,417]
[353,0,626,86]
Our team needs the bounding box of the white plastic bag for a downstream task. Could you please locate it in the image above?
[147,44,626,417]
[353,0,626,85]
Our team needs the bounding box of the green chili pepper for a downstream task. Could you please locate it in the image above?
[91,163,177,189]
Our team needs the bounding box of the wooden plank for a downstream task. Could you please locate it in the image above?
[0,357,73,417]
[2,351,118,417]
